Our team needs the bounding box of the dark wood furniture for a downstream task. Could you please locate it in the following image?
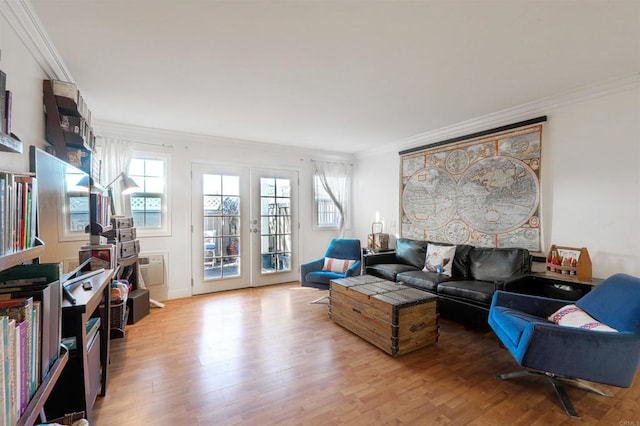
[45,268,113,424]
[514,272,603,301]
[330,275,439,356]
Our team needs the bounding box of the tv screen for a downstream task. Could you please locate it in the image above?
[29,146,90,261]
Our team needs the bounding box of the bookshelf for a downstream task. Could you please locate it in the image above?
[0,131,23,154]
[0,240,68,425]
[42,79,94,176]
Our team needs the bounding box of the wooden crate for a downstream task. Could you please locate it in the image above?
[330,276,439,356]
[546,245,592,281]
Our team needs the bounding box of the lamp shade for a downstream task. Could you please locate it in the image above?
[120,174,139,194]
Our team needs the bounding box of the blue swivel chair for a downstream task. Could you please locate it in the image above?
[488,273,640,418]
[300,238,361,302]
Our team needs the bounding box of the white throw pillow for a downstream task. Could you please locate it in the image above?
[322,257,355,273]
[423,244,456,276]
[548,304,618,332]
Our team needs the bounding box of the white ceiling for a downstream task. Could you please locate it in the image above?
[29,0,640,154]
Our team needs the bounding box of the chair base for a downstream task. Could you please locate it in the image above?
[310,295,330,304]
[496,370,613,418]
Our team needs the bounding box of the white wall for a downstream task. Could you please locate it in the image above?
[354,84,640,279]
[0,12,49,172]
[95,124,353,300]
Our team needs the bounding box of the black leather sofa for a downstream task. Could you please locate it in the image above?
[364,238,531,325]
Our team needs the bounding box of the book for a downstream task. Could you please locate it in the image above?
[1,317,9,426]
[0,316,7,426]
[0,70,5,135]
[4,90,11,135]
[51,80,78,104]
[0,297,34,415]
[7,318,16,425]
[15,319,27,415]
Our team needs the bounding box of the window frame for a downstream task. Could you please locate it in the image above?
[128,151,171,237]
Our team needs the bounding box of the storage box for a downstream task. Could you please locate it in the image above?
[367,222,389,250]
[110,216,134,229]
[102,227,136,243]
[118,239,140,258]
[330,276,439,356]
[127,288,149,324]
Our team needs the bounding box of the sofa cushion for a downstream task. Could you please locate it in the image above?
[366,263,418,282]
[452,244,473,279]
[468,247,530,282]
[395,238,430,269]
[397,270,450,292]
[423,243,457,276]
[437,280,496,306]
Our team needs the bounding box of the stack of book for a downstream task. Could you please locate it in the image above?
[0,173,38,256]
[0,264,61,426]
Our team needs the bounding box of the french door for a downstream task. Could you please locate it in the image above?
[191,163,298,294]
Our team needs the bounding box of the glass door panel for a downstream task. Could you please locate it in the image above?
[251,170,298,286]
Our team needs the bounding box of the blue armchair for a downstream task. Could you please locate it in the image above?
[488,273,640,418]
[300,238,362,290]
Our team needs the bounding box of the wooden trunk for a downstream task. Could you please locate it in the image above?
[329,276,439,356]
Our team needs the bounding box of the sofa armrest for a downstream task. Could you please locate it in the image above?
[491,290,570,318]
[363,251,397,267]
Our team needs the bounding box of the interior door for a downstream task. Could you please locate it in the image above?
[250,169,299,286]
[191,164,299,294]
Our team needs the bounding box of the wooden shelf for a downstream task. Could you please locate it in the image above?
[17,347,69,426]
[0,130,23,153]
[0,239,45,271]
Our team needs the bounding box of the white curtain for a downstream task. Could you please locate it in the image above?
[96,137,134,216]
[314,161,352,237]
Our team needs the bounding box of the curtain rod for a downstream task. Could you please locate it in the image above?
[399,115,547,156]
[96,136,174,150]
[311,159,354,166]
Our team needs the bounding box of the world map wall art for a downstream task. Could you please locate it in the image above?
[400,122,543,253]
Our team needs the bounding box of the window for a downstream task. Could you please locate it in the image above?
[312,162,352,231]
[128,156,167,232]
[314,175,341,228]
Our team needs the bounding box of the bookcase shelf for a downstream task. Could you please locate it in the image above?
[0,239,44,271]
[0,131,23,153]
[16,347,69,426]
[42,79,94,175]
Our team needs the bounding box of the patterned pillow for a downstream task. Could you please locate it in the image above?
[423,244,456,276]
[548,304,618,332]
[322,257,356,273]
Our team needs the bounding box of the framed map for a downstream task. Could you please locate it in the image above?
[400,123,543,253]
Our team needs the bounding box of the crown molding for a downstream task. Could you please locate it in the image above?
[359,73,640,159]
[94,120,354,162]
[0,0,73,81]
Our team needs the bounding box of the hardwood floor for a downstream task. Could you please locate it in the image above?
[94,283,640,425]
